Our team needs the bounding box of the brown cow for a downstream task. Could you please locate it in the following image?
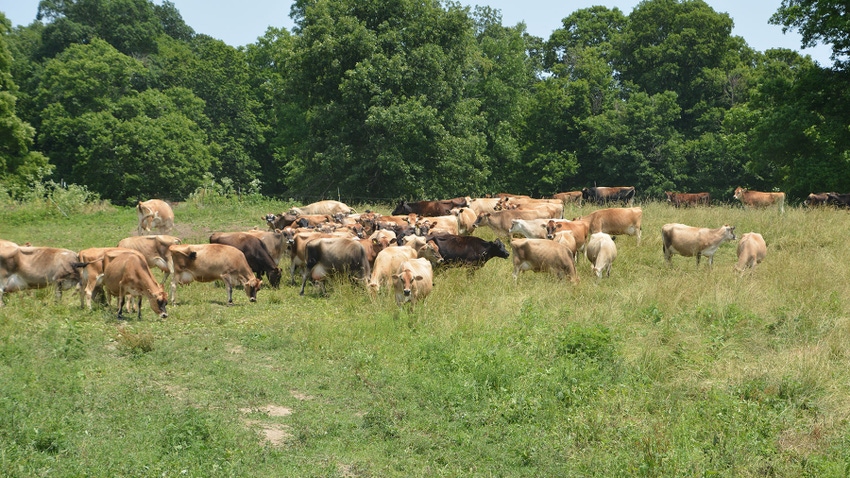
[137,199,174,234]
[300,237,371,295]
[574,207,642,245]
[510,238,577,282]
[474,209,560,237]
[289,200,355,216]
[77,247,147,309]
[465,197,502,215]
[101,252,168,320]
[209,232,283,288]
[804,193,830,207]
[733,187,785,213]
[735,232,767,273]
[244,229,289,266]
[665,191,710,207]
[582,187,635,206]
[662,223,736,268]
[0,244,81,306]
[169,244,262,305]
[264,212,299,231]
[585,232,617,278]
[117,235,182,288]
[553,191,583,206]
[392,258,434,306]
[545,220,591,252]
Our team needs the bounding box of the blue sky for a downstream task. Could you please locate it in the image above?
[2,0,835,66]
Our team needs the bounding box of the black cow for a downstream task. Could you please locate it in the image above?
[827,192,850,208]
[209,232,283,288]
[581,186,635,206]
[391,197,468,217]
[425,234,510,268]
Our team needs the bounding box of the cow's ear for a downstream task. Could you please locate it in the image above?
[414,275,424,281]
[390,238,397,245]
[391,274,399,280]
[372,238,379,245]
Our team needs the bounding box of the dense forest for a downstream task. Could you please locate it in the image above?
[0,0,848,205]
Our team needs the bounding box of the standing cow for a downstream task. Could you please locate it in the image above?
[137,199,174,234]
[735,232,767,273]
[102,252,168,320]
[585,232,617,278]
[392,258,434,306]
[733,187,785,214]
[662,223,736,268]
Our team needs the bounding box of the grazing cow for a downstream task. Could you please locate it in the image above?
[244,229,289,266]
[509,238,577,282]
[474,209,560,238]
[392,258,434,306]
[553,191,583,206]
[77,247,147,309]
[264,212,299,231]
[209,232,283,288]
[804,193,830,207]
[425,234,510,268]
[585,232,617,278]
[300,237,371,295]
[0,245,81,306]
[391,198,468,217]
[169,244,262,305]
[662,223,736,268]
[288,200,354,216]
[735,232,766,273]
[733,187,785,213]
[117,235,181,288]
[137,199,174,234]
[665,192,710,207]
[101,252,168,320]
[581,186,635,206]
[545,219,591,252]
[827,192,850,208]
[575,207,642,245]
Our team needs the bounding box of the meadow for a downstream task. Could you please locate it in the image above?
[1,194,849,477]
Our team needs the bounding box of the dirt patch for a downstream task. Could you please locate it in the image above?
[290,390,314,401]
[227,344,245,354]
[244,419,291,447]
[240,405,293,417]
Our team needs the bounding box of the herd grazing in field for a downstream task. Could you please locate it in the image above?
[3,183,849,318]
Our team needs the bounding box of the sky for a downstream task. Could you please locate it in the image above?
[2,0,835,66]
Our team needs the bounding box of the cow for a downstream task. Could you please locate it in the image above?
[209,232,283,288]
[391,198,468,217]
[495,197,564,217]
[585,232,617,278]
[264,212,299,231]
[0,244,81,307]
[77,247,147,309]
[665,192,710,207]
[509,238,577,282]
[544,219,591,252]
[581,186,635,206]
[169,244,262,305]
[425,234,510,268]
[735,232,766,273]
[101,252,168,320]
[553,191,583,206]
[804,193,830,207]
[418,214,459,236]
[827,192,850,208]
[137,199,174,234]
[474,208,560,238]
[244,229,289,266]
[294,214,334,228]
[551,230,579,260]
[288,231,340,285]
[392,258,434,306]
[733,187,785,213]
[451,207,478,235]
[509,218,570,239]
[117,235,181,289]
[661,223,736,268]
[288,200,355,216]
[300,237,371,295]
[368,242,442,294]
[574,207,642,245]
[465,197,501,215]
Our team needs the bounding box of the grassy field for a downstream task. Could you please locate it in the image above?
[1,196,850,477]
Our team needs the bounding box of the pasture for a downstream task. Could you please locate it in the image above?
[2,197,850,476]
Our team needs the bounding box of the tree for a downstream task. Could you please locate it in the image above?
[771,0,850,65]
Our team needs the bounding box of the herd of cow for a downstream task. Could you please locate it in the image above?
[4,183,843,319]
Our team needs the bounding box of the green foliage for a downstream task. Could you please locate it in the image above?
[771,0,850,65]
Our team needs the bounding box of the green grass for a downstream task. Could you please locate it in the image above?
[2,199,850,476]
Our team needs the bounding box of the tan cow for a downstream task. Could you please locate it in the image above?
[0,245,81,306]
[551,230,578,260]
[288,200,354,216]
[169,244,262,305]
[474,209,560,238]
[553,191,583,206]
[545,219,591,253]
[735,232,767,273]
[496,197,564,217]
[575,207,642,245]
[585,232,617,278]
[465,197,501,215]
[733,187,785,213]
[509,218,570,239]
[137,199,174,234]
[510,238,577,283]
[419,215,459,235]
[392,258,434,306]
[117,235,181,289]
[77,247,147,309]
[368,246,419,295]
[101,252,168,320]
[451,207,478,235]
[662,223,736,268]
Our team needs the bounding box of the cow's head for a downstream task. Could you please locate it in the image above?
[150,290,168,318]
[488,238,510,259]
[244,278,262,302]
[733,187,745,200]
[418,241,444,265]
[473,212,491,228]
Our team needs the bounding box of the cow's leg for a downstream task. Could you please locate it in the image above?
[136,297,143,320]
[696,253,701,267]
[117,296,125,320]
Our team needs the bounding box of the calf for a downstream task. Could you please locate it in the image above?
[392,258,434,306]
[662,223,736,268]
[300,237,371,295]
[509,238,577,282]
[0,245,81,306]
[585,232,617,278]
[210,232,283,288]
[735,232,767,273]
[102,252,168,320]
[169,244,262,305]
[137,199,174,234]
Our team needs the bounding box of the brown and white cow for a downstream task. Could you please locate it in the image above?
[299,237,371,295]
[735,232,766,273]
[0,244,81,306]
[585,232,617,278]
[662,223,736,268]
[804,193,830,207]
[101,252,168,320]
[118,235,181,290]
[733,187,785,213]
[169,244,262,305]
[392,258,434,306]
[77,247,147,309]
[509,238,577,282]
[289,200,354,216]
[574,207,642,245]
[137,199,174,234]
[474,208,560,238]
[210,232,283,288]
[509,218,571,239]
[665,191,710,207]
[582,186,635,206]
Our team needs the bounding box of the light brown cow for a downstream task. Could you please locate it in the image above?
[551,230,578,260]
[665,191,710,207]
[465,197,501,215]
[77,247,147,309]
[735,232,767,273]
[545,219,590,252]
[101,252,168,320]
[169,244,262,305]
[496,197,564,217]
[510,238,577,283]
[392,258,434,306]
[117,235,181,289]
[288,200,354,216]
[662,223,736,268]
[733,187,785,213]
[585,232,617,278]
[553,191,583,206]
[137,199,174,234]
[0,244,81,306]
[451,207,478,235]
[419,214,459,236]
[509,218,570,239]
[368,246,419,295]
[575,207,642,245]
[474,209,560,238]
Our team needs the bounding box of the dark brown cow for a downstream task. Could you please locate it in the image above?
[665,191,710,207]
[582,186,635,206]
[804,193,830,207]
[391,197,468,217]
[210,232,283,288]
[424,234,510,268]
[300,237,371,295]
[827,192,850,208]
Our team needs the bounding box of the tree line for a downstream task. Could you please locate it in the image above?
[1,0,848,205]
